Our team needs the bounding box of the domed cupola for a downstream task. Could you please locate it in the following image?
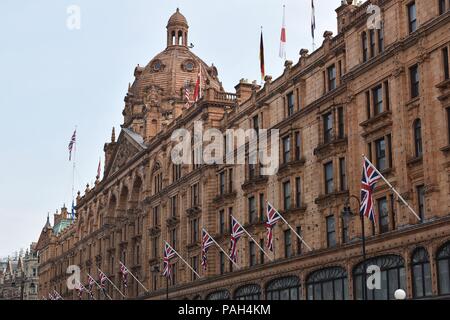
[167,8,188,47]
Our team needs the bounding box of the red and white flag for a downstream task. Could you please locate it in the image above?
[98,271,108,290]
[279,5,287,59]
[193,68,202,102]
[119,262,128,288]
[266,202,282,252]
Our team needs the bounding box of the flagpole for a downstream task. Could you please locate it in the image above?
[165,242,201,279]
[120,261,149,292]
[87,273,112,300]
[231,216,273,262]
[98,268,126,299]
[362,155,422,222]
[203,229,240,269]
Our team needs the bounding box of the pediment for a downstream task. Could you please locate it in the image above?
[104,128,147,178]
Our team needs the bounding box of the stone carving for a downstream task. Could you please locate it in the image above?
[143,85,164,108]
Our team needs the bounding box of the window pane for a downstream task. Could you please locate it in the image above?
[438,259,450,294]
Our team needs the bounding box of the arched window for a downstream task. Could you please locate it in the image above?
[266,276,301,300]
[171,31,176,45]
[178,30,183,45]
[353,255,406,300]
[234,284,261,300]
[413,119,423,157]
[306,267,348,300]
[206,290,230,300]
[411,247,432,298]
[437,242,450,295]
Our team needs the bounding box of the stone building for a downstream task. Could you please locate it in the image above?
[36,1,450,300]
[0,244,39,300]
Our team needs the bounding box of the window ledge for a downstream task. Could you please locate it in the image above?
[359,110,392,128]
[407,155,423,167]
[440,145,450,154]
[405,97,420,108]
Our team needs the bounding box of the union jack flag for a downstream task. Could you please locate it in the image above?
[229,216,245,263]
[48,292,55,300]
[119,262,128,288]
[98,271,108,290]
[360,158,382,222]
[266,202,282,252]
[76,283,85,300]
[53,290,63,300]
[68,129,76,161]
[163,242,177,278]
[87,274,96,291]
[201,229,215,270]
[184,82,191,108]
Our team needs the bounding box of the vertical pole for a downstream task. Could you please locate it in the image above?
[166,277,169,300]
[361,214,367,301]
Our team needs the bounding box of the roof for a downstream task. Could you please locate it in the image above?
[53,219,74,235]
[167,8,188,28]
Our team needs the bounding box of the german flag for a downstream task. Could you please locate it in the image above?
[260,28,265,81]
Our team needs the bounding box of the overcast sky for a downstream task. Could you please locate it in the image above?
[0,0,342,257]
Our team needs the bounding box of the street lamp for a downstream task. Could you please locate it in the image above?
[342,194,367,300]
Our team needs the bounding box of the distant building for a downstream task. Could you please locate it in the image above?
[0,244,39,300]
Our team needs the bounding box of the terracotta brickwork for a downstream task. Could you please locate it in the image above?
[36,1,450,300]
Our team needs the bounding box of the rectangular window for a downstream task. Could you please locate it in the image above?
[153,206,159,227]
[417,185,425,220]
[248,196,257,223]
[324,162,334,194]
[439,0,448,14]
[339,157,347,191]
[366,91,371,119]
[248,163,256,180]
[228,168,233,193]
[337,107,344,139]
[287,92,295,116]
[384,81,390,111]
[327,65,337,91]
[408,2,417,33]
[284,230,292,258]
[283,181,291,211]
[191,218,199,244]
[252,114,259,132]
[378,197,389,234]
[326,215,336,248]
[294,131,301,160]
[191,256,198,281]
[249,242,257,266]
[447,108,450,144]
[375,138,387,171]
[219,172,225,195]
[323,112,333,143]
[191,183,199,207]
[378,25,384,53]
[259,193,265,222]
[171,229,177,250]
[296,227,302,255]
[373,85,383,115]
[390,195,397,230]
[410,64,420,98]
[295,177,302,208]
[362,32,368,62]
[443,47,449,80]
[171,195,177,217]
[219,210,225,235]
[369,29,376,58]
[282,136,291,164]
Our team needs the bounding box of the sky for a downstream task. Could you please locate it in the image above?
[0,0,342,257]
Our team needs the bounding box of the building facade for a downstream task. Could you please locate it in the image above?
[36,0,450,300]
[0,244,39,300]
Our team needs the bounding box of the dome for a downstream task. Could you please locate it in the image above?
[167,8,188,28]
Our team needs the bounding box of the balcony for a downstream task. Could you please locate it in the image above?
[359,110,392,138]
[277,158,306,177]
[242,176,268,193]
[186,206,202,218]
[315,190,349,208]
[213,191,237,204]
[166,216,179,228]
[314,136,348,161]
[148,226,161,237]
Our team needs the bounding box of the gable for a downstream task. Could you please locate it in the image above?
[104,128,147,178]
